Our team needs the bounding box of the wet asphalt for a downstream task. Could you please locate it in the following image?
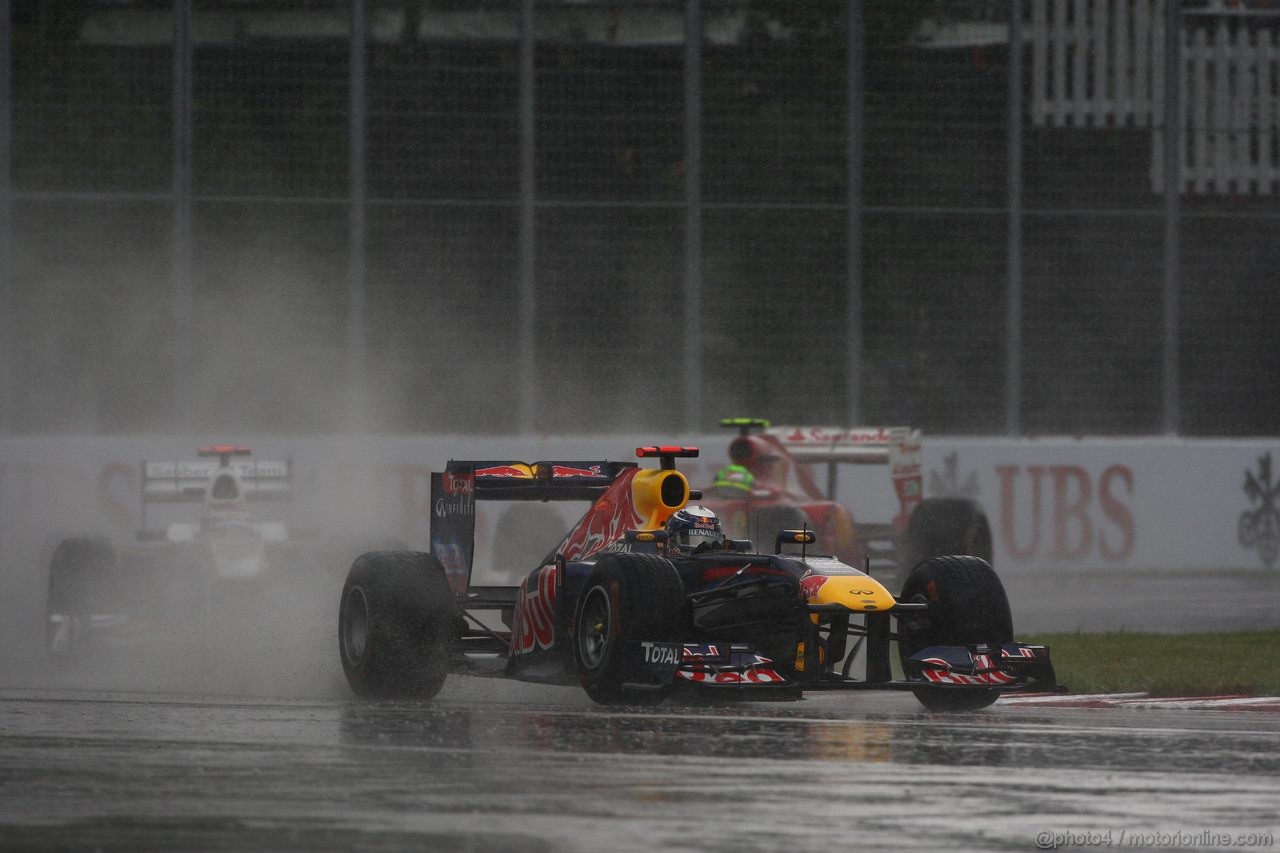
[1,685,1278,852]
[1,569,1278,851]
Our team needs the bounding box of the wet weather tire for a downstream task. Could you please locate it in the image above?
[339,551,456,700]
[573,553,685,706]
[902,497,993,573]
[46,536,116,664]
[897,555,1012,712]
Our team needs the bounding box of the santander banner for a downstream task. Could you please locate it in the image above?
[1,434,1277,579]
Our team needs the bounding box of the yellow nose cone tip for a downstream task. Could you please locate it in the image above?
[810,577,896,612]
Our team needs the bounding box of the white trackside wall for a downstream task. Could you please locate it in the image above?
[1,434,1278,581]
[924,437,1279,572]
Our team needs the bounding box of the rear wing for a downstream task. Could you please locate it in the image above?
[429,459,638,593]
[765,426,920,465]
[766,426,923,518]
[469,460,637,501]
[141,457,293,503]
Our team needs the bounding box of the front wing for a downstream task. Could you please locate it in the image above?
[619,640,1060,696]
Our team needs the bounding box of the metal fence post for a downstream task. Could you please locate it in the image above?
[1006,0,1024,436]
[172,0,193,430]
[846,0,864,427]
[518,0,537,434]
[683,0,703,435]
[349,0,367,428]
[0,0,10,433]
[1162,0,1182,435]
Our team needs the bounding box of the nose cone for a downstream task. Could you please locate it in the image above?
[806,574,897,612]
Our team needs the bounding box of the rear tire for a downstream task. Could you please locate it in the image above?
[338,551,456,700]
[897,555,1012,712]
[903,497,993,572]
[573,553,685,705]
[46,536,116,664]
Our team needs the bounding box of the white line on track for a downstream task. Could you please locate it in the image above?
[999,692,1280,711]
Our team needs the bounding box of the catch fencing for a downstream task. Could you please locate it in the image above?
[0,0,1277,438]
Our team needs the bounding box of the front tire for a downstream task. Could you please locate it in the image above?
[46,536,116,664]
[338,551,456,700]
[897,555,1012,712]
[573,553,685,705]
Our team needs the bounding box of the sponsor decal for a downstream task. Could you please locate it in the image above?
[145,460,287,479]
[800,575,828,601]
[781,427,893,445]
[676,667,786,685]
[677,648,786,685]
[919,654,1018,686]
[559,470,644,561]
[476,464,530,478]
[434,496,474,518]
[443,470,474,496]
[640,641,682,666]
[1239,452,1279,569]
[552,464,605,479]
[432,538,469,593]
[509,564,558,656]
[996,464,1135,562]
[681,644,723,661]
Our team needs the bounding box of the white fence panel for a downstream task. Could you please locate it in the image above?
[1032,0,1280,194]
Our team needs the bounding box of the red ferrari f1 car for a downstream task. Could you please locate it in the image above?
[337,444,1058,711]
[701,418,994,588]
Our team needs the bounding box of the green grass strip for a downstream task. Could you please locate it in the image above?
[1023,631,1280,697]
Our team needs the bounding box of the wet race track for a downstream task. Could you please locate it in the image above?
[2,572,1279,851]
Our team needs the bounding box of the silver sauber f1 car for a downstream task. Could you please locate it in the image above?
[338,445,1060,711]
[46,445,297,661]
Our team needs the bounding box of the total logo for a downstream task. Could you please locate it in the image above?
[640,642,682,666]
[442,470,474,495]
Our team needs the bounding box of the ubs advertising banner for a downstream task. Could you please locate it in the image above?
[924,438,1280,572]
[2,434,1278,596]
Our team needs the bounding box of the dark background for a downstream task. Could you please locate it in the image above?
[7,1,1278,436]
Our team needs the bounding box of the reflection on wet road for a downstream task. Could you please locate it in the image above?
[2,685,1277,852]
[2,568,1278,851]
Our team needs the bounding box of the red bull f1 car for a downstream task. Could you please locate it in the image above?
[701,418,994,587]
[338,445,1059,711]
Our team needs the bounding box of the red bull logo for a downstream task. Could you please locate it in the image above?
[560,469,644,562]
[920,655,1019,686]
[551,464,605,479]
[476,464,532,479]
[510,565,557,655]
[800,575,828,601]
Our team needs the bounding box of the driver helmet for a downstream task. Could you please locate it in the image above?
[665,505,725,555]
[712,464,755,497]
